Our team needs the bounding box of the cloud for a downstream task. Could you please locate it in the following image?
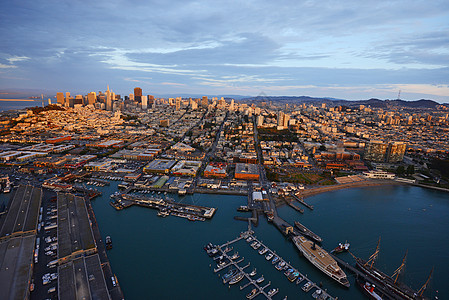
[0,0,448,101]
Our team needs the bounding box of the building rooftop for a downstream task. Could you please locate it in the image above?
[57,193,96,260]
[58,254,110,300]
[0,185,41,238]
[0,235,35,300]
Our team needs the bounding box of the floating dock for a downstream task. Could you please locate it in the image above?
[206,231,336,300]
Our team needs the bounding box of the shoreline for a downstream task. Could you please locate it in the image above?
[297,179,405,199]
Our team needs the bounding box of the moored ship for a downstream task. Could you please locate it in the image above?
[352,238,431,300]
[105,236,112,250]
[357,279,383,300]
[294,221,322,243]
[293,235,349,287]
[331,241,350,254]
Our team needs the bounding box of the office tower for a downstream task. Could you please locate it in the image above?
[201,96,208,107]
[175,97,181,111]
[106,85,112,111]
[277,111,285,127]
[229,99,234,111]
[386,142,406,163]
[190,99,198,110]
[56,92,64,105]
[283,113,290,127]
[219,97,226,107]
[148,95,154,108]
[134,87,142,102]
[141,95,148,109]
[364,140,388,162]
[74,95,83,105]
[48,98,52,105]
[256,115,264,127]
[87,92,97,105]
[65,92,71,107]
[254,107,261,115]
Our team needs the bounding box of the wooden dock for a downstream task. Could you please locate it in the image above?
[292,194,314,210]
[208,230,337,300]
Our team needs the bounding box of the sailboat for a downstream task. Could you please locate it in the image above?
[352,238,432,300]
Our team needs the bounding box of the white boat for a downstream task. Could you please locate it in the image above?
[293,236,350,288]
[229,273,244,285]
[265,253,273,260]
[268,288,278,297]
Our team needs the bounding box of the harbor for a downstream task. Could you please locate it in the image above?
[80,180,449,299]
[206,230,336,299]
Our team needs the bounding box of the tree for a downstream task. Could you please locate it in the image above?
[396,166,405,176]
[406,165,415,175]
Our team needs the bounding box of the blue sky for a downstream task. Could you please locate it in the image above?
[0,0,448,101]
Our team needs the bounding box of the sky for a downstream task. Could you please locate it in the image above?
[0,0,448,102]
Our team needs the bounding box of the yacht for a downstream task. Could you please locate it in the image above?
[255,276,264,284]
[268,288,278,297]
[229,273,244,285]
[258,248,268,255]
[246,288,257,299]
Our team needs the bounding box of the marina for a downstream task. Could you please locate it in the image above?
[206,230,336,299]
[80,181,449,299]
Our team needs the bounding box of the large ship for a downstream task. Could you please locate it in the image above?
[293,235,350,287]
[352,238,431,300]
[294,221,323,243]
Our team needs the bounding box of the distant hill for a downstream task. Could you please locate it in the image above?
[240,96,443,109]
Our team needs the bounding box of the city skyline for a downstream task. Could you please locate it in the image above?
[1,1,449,102]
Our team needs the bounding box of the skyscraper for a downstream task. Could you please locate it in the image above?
[283,113,290,127]
[134,87,142,102]
[56,92,64,105]
[256,115,264,127]
[106,85,112,111]
[141,95,148,110]
[277,111,285,127]
[201,96,208,107]
[65,92,71,107]
[386,142,406,162]
[364,140,388,162]
[87,92,97,105]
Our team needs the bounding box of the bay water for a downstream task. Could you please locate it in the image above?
[1,183,446,299]
[89,183,448,299]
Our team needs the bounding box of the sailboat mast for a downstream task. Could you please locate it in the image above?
[392,250,408,284]
[417,267,433,297]
[365,237,381,269]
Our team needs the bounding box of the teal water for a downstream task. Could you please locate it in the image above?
[1,183,446,299]
[88,183,448,300]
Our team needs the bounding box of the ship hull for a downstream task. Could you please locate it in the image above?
[293,236,349,288]
[355,258,422,300]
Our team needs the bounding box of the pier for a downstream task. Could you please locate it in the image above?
[207,231,336,300]
[292,194,314,210]
[285,198,304,213]
[110,193,216,220]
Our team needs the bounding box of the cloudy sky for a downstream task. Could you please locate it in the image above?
[1,0,448,101]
